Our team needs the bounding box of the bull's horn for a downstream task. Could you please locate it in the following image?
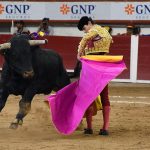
[0,43,11,50]
[28,39,48,46]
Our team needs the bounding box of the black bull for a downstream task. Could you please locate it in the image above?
[0,34,71,129]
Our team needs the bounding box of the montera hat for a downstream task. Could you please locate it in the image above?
[77,16,93,31]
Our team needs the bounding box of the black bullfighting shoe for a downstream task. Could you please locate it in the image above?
[84,128,93,134]
[99,129,109,135]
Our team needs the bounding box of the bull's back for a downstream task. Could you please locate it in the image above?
[32,48,70,90]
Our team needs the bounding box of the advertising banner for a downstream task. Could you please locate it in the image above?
[0,1,149,21]
[0,2,45,20]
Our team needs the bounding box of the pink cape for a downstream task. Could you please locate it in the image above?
[47,55,126,135]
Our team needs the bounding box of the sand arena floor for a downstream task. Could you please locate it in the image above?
[0,82,150,150]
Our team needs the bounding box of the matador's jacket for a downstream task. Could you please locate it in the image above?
[78,24,112,55]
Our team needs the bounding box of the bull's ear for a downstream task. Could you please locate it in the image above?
[28,39,48,46]
[0,49,8,55]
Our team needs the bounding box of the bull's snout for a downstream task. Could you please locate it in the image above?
[23,70,34,78]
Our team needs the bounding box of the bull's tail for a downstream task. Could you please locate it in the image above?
[68,60,81,78]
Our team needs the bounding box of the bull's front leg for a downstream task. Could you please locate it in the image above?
[0,63,11,112]
[10,86,37,129]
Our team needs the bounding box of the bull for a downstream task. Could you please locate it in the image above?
[0,34,70,129]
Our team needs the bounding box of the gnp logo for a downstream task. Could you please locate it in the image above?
[125,4,150,15]
[0,4,4,14]
[125,4,134,15]
[0,4,30,15]
[60,4,70,15]
[60,4,95,15]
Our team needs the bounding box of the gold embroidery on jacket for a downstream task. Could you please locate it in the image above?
[78,25,112,55]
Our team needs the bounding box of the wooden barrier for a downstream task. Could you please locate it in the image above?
[137,36,150,80]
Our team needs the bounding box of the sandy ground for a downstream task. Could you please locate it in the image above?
[0,82,150,150]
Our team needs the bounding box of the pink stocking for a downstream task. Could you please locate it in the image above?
[85,106,93,129]
[102,106,110,130]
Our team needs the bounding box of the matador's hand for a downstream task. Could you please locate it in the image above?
[77,51,84,60]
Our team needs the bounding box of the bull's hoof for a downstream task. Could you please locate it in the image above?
[9,122,19,129]
[9,119,23,129]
